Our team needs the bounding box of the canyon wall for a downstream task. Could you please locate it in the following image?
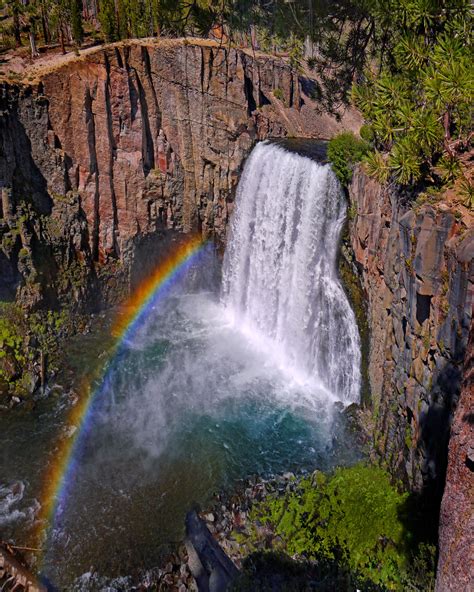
[348,168,473,495]
[0,38,357,309]
[436,326,473,591]
[1,39,472,584]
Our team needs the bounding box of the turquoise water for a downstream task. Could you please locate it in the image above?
[0,268,357,588]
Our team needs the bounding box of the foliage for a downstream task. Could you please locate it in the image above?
[70,0,83,45]
[352,0,473,189]
[362,150,390,184]
[0,303,26,396]
[273,87,284,102]
[327,132,368,185]
[458,175,474,209]
[0,0,88,53]
[247,464,436,590]
[286,32,305,70]
[0,304,25,368]
[98,0,117,42]
[0,301,69,397]
[29,309,67,354]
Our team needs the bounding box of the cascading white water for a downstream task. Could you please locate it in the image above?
[222,141,361,405]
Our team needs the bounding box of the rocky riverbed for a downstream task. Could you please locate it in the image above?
[65,471,306,591]
[131,471,316,591]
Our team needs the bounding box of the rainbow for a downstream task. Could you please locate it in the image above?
[36,234,208,559]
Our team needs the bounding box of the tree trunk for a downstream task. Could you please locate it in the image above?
[41,7,50,43]
[60,28,66,54]
[13,10,21,47]
[29,31,39,57]
[443,110,453,156]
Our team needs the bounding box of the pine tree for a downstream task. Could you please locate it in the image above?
[352,0,473,188]
[0,1,23,48]
[71,0,84,46]
[99,0,118,41]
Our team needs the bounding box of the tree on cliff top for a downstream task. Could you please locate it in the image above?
[0,0,85,53]
[0,0,41,56]
[71,0,84,46]
[98,0,117,41]
[352,0,473,195]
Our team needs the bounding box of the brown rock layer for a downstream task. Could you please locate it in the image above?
[436,324,473,592]
[348,168,473,491]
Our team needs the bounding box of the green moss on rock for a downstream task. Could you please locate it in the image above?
[245,464,435,591]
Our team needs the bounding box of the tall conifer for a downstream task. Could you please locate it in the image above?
[71,0,84,46]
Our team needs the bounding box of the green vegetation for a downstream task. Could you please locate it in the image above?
[273,87,284,102]
[0,0,227,51]
[244,464,436,591]
[351,0,473,195]
[327,132,368,185]
[320,1,473,199]
[0,304,25,369]
[0,303,27,396]
[0,301,69,399]
[0,0,82,55]
[70,0,83,46]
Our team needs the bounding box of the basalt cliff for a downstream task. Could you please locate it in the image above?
[348,170,472,493]
[347,169,473,589]
[0,38,357,308]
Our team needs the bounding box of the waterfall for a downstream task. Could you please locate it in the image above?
[222,141,361,405]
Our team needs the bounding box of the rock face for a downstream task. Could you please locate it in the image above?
[0,38,358,308]
[348,168,473,494]
[436,326,473,592]
[185,510,239,592]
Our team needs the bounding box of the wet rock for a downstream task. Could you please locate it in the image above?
[203,512,215,522]
[185,510,239,591]
[163,562,174,574]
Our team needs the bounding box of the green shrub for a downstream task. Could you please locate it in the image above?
[249,464,415,590]
[0,304,26,386]
[458,176,474,210]
[360,124,375,143]
[273,87,284,102]
[363,150,390,184]
[0,303,70,396]
[0,318,24,364]
[327,132,368,186]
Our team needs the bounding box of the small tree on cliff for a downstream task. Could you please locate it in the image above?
[99,0,118,41]
[70,0,83,47]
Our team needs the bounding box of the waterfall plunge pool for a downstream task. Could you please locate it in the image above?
[0,141,362,589]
